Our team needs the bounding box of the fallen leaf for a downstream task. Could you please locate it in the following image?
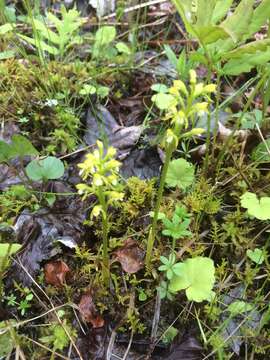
[44,260,70,287]
[114,238,144,274]
[78,292,104,328]
[165,333,203,360]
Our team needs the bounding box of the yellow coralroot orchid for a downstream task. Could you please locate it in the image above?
[76,140,124,287]
[147,70,217,267]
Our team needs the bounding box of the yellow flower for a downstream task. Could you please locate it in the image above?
[93,174,103,186]
[189,69,197,85]
[194,83,204,97]
[165,129,178,149]
[172,111,186,127]
[183,128,206,137]
[106,146,117,158]
[194,102,209,116]
[171,80,188,97]
[91,205,103,218]
[203,84,216,93]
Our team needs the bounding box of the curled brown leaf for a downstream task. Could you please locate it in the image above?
[44,260,70,287]
[78,292,104,328]
[114,238,144,274]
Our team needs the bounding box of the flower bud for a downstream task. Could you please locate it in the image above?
[203,84,216,93]
[189,70,197,85]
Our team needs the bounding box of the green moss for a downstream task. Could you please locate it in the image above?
[184,177,221,215]
[122,177,156,218]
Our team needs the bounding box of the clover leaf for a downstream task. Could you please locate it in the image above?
[165,158,195,190]
[240,192,270,221]
[26,156,64,181]
[169,257,215,302]
[247,248,265,265]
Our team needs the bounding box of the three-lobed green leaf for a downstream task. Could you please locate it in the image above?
[169,257,215,302]
[165,158,195,190]
[247,248,265,265]
[240,192,270,221]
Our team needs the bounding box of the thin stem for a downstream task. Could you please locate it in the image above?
[146,144,174,268]
[97,188,110,287]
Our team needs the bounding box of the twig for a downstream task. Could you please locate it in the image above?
[102,0,169,20]
[256,123,270,156]
[150,291,161,341]
[106,329,117,360]
[122,331,134,360]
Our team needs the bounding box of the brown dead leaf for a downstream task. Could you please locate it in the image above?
[44,260,70,287]
[114,238,144,274]
[78,292,104,328]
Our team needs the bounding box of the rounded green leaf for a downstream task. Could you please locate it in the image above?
[26,156,64,181]
[169,257,215,303]
[151,93,175,110]
[247,248,265,264]
[116,42,131,54]
[95,26,116,47]
[165,158,195,190]
[240,191,270,220]
[10,134,38,158]
[151,83,169,93]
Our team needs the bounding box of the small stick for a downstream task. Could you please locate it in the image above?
[102,0,169,20]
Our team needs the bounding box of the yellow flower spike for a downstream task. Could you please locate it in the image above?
[173,80,188,97]
[203,84,217,94]
[189,69,197,85]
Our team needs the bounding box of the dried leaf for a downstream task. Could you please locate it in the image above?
[78,292,104,328]
[114,238,144,274]
[44,260,70,287]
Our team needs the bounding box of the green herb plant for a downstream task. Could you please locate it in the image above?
[161,205,192,250]
[18,5,83,60]
[159,255,216,303]
[92,25,132,62]
[0,134,65,184]
[76,140,124,286]
[146,70,216,267]
[6,290,33,316]
[172,0,270,75]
